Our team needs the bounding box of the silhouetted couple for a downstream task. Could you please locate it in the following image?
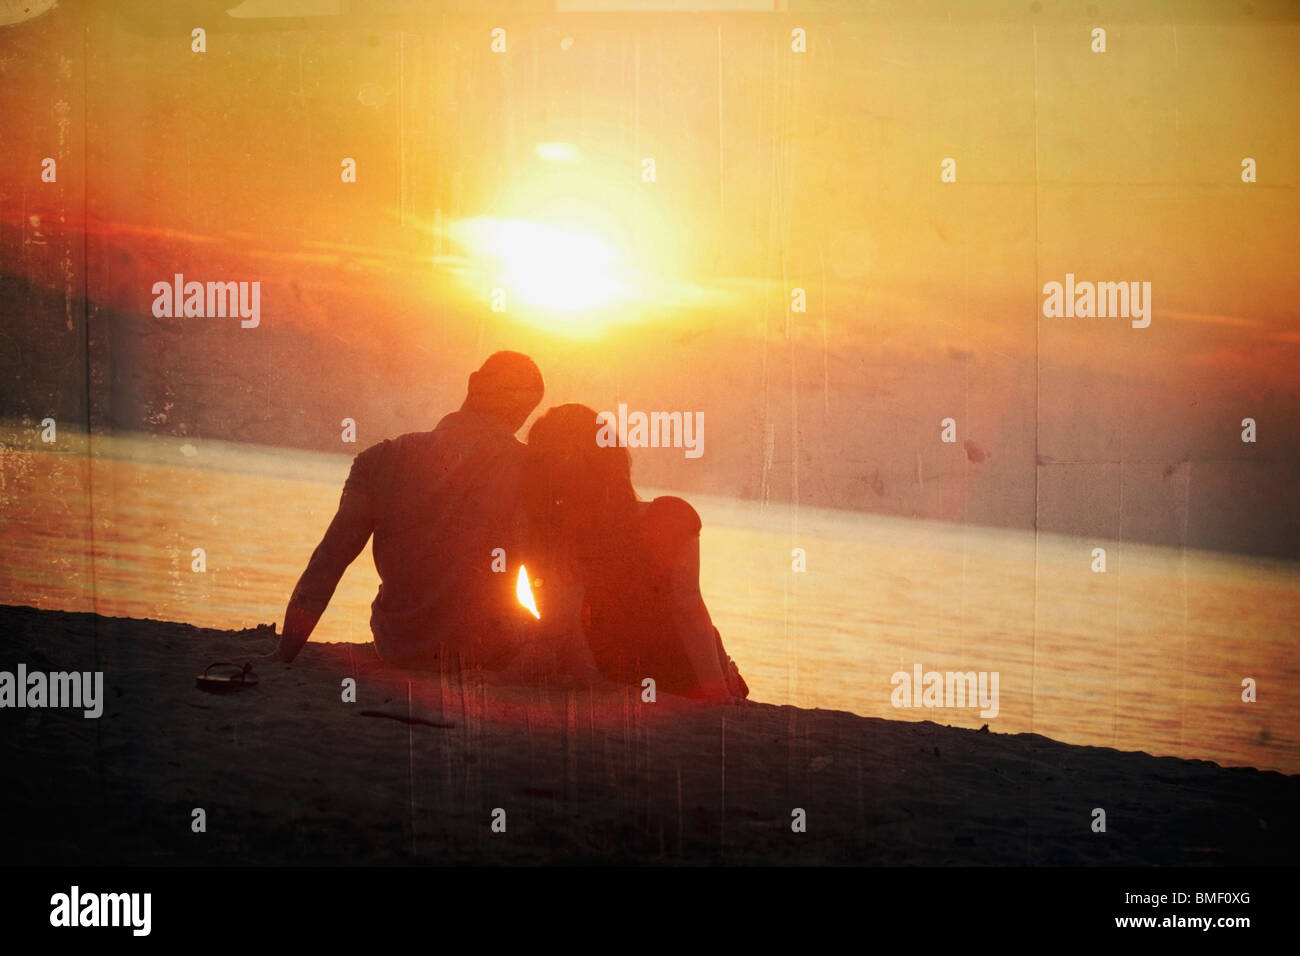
[268,352,748,703]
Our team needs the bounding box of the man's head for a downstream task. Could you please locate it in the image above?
[462,351,545,432]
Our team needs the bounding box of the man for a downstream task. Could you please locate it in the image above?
[267,351,545,668]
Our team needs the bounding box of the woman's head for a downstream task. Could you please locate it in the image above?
[522,403,638,563]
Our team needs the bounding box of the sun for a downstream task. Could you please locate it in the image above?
[490,218,623,311]
[440,139,697,333]
[440,138,677,333]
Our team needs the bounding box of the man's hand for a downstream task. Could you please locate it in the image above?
[231,647,294,669]
[264,644,298,663]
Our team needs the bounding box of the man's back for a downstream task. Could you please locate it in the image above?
[346,408,528,666]
[271,351,545,667]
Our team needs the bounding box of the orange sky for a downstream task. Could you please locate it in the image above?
[1,3,1297,554]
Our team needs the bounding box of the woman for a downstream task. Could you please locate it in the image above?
[520,403,748,702]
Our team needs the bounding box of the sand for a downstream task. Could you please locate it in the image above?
[1,604,1295,866]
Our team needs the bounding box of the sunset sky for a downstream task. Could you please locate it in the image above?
[2,1,1297,556]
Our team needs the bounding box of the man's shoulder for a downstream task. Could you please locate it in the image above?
[347,431,428,477]
[356,413,525,466]
[363,425,450,455]
[352,435,397,465]
[382,429,439,451]
[435,410,527,455]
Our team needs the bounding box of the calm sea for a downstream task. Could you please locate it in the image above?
[2,426,1296,773]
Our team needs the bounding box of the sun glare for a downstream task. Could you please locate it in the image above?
[497,219,623,310]
[452,215,629,325]
[516,565,541,619]
[440,141,700,333]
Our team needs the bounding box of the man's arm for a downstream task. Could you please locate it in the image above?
[271,483,374,662]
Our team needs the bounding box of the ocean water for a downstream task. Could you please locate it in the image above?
[1,426,1296,773]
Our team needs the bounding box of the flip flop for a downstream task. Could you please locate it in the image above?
[195,661,259,693]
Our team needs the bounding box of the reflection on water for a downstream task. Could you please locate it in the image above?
[2,427,1297,773]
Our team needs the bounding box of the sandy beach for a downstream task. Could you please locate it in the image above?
[2,604,1295,867]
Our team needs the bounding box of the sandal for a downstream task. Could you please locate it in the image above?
[195,661,259,693]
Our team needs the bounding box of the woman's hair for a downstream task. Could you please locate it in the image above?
[522,403,639,568]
